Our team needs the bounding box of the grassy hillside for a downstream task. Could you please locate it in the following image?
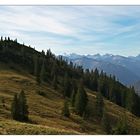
[0,63,140,134]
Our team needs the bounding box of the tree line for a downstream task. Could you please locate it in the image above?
[0,37,140,134]
[0,37,140,117]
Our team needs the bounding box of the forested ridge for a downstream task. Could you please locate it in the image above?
[0,37,140,134]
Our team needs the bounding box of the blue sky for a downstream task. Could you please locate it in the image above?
[1,6,140,56]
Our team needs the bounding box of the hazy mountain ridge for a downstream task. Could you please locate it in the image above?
[62,53,140,85]
[133,81,140,95]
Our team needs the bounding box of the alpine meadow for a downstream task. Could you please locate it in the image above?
[0,6,140,135]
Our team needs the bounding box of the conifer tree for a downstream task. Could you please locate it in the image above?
[40,58,45,83]
[94,68,99,77]
[70,80,77,107]
[84,69,90,87]
[95,92,104,118]
[62,100,70,117]
[74,80,88,116]
[4,37,7,41]
[8,37,10,41]
[92,68,99,91]
[70,89,76,107]
[33,54,39,76]
[18,90,29,121]
[33,55,40,85]
[14,38,17,43]
[52,74,57,89]
[41,50,45,56]
[51,61,57,80]
[11,93,19,120]
[1,36,3,41]
[63,73,72,97]
[46,49,52,57]
[21,46,25,62]
[126,86,140,116]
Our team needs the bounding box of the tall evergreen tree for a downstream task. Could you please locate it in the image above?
[33,54,39,76]
[70,89,76,107]
[62,100,70,117]
[33,55,41,85]
[51,61,57,80]
[95,92,104,118]
[21,46,25,62]
[74,80,88,116]
[63,73,72,97]
[126,87,140,116]
[52,74,57,89]
[18,90,29,121]
[70,80,77,107]
[1,36,3,41]
[11,93,19,120]
[7,37,10,41]
[84,69,90,88]
[40,58,45,83]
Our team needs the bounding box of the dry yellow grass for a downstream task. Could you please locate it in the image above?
[0,65,140,134]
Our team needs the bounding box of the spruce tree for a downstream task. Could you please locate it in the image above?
[40,59,45,83]
[11,93,19,120]
[126,87,140,116]
[74,80,88,116]
[70,80,77,107]
[1,36,3,41]
[63,73,72,97]
[52,75,57,89]
[84,69,90,88]
[51,61,57,80]
[70,89,76,107]
[21,46,25,62]
[33,55,40,84]
[18,90,29,121]
[33,54,39,76]
[62,100,70,117]
[7,37,10,41]
[95,92,104,118]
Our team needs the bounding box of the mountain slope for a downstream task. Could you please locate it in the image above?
[0,64,140,134]
[0,64,100,134]
[0,38,140,134]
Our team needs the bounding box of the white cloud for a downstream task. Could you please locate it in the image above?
[1,6,140,55]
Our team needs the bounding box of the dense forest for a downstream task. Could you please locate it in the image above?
[0,37,140,134]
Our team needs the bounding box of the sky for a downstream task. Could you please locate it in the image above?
[1,6,140,56]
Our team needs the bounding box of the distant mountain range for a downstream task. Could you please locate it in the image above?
[61,53,140,87]
[133,80,140,94]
